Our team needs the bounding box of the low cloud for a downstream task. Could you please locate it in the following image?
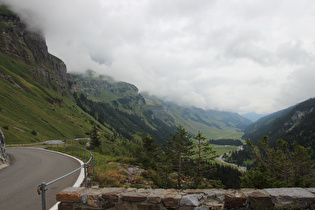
[2,0,315,114]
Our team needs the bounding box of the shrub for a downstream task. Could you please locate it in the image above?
[31,130,37,135]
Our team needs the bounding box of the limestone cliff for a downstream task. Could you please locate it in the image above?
[0,5,76,93]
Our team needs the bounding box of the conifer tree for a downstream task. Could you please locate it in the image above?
[193,131,216,187]
[166,125,193,189]
[241,136,315,188]
[90,125,101,150]
[137,134,160,169]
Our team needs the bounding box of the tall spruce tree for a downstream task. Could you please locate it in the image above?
[193,131,216,187]
[90,125,101,150]
[137,134,160,169]
[166,125,193,189]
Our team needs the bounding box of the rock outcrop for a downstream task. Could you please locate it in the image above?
[0,6,77,93]
[0,128,7,164]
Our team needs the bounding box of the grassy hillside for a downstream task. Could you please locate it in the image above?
[0,52,110,144]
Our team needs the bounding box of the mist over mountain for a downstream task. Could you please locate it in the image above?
[0,5,251,144]
[2,0,315,115]
[241,112,268,122]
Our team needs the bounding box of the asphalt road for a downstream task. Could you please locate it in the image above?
[0,147,81,210]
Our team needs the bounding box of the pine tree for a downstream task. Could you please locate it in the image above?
[241,136,315,188]
[90,125,101,150]
[165,125,193,189]
[137,134,160,169]
[193,131,216,187]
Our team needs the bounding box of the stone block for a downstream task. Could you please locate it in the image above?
[56,187,86,203]
[162,192,182,208]
[210,204,224,210]
[86,189,103,208]
[242,189,272,209]
[178,206,195,210]
[58,202,74,210]
[102,193,119,202]
[74,206,102,210]
[184,189,206,194]
[194,207,210,210]
[224,189,246,209]
[147,189,165,204]
[180,194,203,207]
[102,202,116,209]
[101,188,125,202]
[204,189,225,206]
[307,188,315,194]
[117,202,133,210]
[121,191,148,202]
[137,203,161,210]
[265,188,315,209]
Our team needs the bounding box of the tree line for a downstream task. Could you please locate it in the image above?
[87,110,314,189]
[209,139,243,146]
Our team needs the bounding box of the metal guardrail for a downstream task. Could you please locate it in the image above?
[37,145,94,210]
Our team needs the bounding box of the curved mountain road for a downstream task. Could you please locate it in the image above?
[0,147,82,210]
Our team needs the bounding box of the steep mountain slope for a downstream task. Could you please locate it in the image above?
[0,5,110,143]
[73,73,176,144]
[243,107,293,142]
[75,73,251,140]
[243,98,315,157]
[75,73,146,115]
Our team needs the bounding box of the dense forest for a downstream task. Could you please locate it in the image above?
[73,92,175,144]
[223,149,252,168]
[209,139,243,146]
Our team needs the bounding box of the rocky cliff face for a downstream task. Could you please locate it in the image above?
[0,6,76,93]
[0,128,7,164]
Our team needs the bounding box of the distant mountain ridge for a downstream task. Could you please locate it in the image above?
[142,93,251,139]
[76,74,252,140]
[243,98,315,157]
[241,112,267,122]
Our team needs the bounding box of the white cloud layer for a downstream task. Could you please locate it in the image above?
[2,0,315,114]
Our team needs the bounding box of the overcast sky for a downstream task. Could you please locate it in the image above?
[2,0,315,114]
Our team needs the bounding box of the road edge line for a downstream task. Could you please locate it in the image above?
[28,147,85,210]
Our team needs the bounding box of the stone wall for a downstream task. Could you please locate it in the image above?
[56,187,315,209]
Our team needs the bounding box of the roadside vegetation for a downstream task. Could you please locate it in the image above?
[45,125,315,190]
[47,125,244,189]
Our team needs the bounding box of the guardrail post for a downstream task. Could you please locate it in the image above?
[84,163,87,187]
[92,155,94,174]
[64,139,66,153]
[41,182,46,210]
[84,149,86,161]
[38,146,94,207]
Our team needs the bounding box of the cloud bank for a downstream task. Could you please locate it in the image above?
[2,0,315,114]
